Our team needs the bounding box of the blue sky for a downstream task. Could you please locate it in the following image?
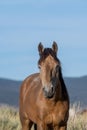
[0,0,87,80]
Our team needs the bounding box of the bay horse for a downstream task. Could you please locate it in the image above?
[19,42,69,130]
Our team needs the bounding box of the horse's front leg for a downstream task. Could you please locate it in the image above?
[37,122,48,130]
[21,119,33,130]
[53,125,67,130]
[59,125,67,130]
[54,125,60,130]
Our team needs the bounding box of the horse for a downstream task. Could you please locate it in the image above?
[19,42,69,130]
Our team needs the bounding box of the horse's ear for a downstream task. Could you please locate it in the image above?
[38,42,44,56]
[52,41,58,55]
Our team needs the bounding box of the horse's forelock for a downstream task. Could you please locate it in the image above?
[38,48,60,66]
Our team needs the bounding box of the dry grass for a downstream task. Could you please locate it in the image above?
[0,103,87,130]
[0,105,21,130]
[68,103,87,130]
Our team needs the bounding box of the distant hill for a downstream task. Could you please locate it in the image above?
[0,76,87,107]
[64,76,87,107]
[0,78,21,106]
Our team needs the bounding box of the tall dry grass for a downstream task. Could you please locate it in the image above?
[0,105,21,130]
[68,103,87,130]
[0,103,87,130]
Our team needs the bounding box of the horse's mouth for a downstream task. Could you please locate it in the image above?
[43,90,55,99]
[46,94,54,99]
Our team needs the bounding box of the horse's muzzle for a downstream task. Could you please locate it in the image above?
[43,86,55,98]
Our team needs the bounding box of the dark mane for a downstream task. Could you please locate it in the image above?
[38,48,60,65]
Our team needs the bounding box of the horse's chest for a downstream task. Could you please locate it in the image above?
[43,103,68,125]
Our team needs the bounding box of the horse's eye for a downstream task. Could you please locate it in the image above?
[56,65,59,72]
[38,65,41,69]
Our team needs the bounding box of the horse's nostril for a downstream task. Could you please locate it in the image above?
[43,88,45,91]
[52,87,54,93]
[51,87,54,92]
[43,87,47,92]
[43,87,48,94]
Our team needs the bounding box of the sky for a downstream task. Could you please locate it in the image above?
[0,0,87,80]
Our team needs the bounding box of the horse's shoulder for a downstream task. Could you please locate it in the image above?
[25,73,40,83]
[21,73,40,88]
[20,73,40,98]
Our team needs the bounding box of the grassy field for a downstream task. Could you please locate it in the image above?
[0,105,21,130]
[0,104,87,130]
[68,103,87,130]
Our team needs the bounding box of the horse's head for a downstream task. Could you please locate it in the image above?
[38,42,61,98]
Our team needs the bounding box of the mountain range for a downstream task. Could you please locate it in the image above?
[0,76,87,107]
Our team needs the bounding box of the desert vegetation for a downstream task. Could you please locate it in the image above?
[0,105,21,130]
[0,103,87,130]
[68,103,87,130]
